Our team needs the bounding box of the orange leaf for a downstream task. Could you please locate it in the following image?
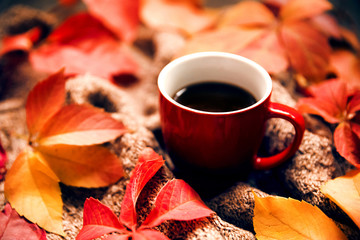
[26,69,66,136]
[334,122,360,168]
[321,169,360,229]
[37,144,124,188]
[141,0,215,35]
[178,27,265,57]
[219,0,275,28]
[37,104,126,146]
[280,21,331,81]
[253,193,347,240]
[82,0,139,42]
[330,49,360,89]
[4,148,64,236]
[0,27,41,56]
[238,29,288,74]
[280,0,332,22]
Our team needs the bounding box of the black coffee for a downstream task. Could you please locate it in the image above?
[173,82,257,112]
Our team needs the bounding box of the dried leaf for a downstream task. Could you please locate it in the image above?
[26,69,66,135]
[253,193,347,240]
[5,70,127,235]
[119,148,165,229]
[321,169,360,229]
[37,104,126,146]
[0,27,41,55]
[4,148,64,236]
[77,148,213,239]
[83,0,139,42]
[280,21,331,81]
[334,122,360,167]
[330,49,360,89]
[37,144,124,187]
[76,198,127,240]
[30,13,138,80]
[296,79,348,123]
[141,179,214,228]
[0,203,47,240]
[141,0,215,35]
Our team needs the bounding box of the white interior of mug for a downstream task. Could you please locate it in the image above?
[158,52,272,114]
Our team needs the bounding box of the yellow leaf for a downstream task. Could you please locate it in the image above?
[253,193,347,240]
[37,144,124,188]
[321,169,360,229]
[4,148,65,236]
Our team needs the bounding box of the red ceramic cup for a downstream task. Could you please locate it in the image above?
[158,52,305,172]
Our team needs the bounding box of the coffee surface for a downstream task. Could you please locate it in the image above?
[173,82,256,112]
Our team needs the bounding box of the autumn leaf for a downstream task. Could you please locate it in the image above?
[5,148,64,236]
[0,203,47,240]
[77,148,214,240]
[5,70,126,235]
[30,13,138,81]
[330,49,360,90]
[140,179,214,229]
[253,193,347,240]
[119,147,165,229]
[0,139,7,181]
[140,0,216,36]
[82,0,139,42]
[179,0,334,82]
[297,79,360,167]
[321,169,360,229]
[0,27,41,56]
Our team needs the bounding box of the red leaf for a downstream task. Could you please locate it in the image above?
[0,139,7,181]
[119,148,165,230]
[140,179,214,228]
[26,69,66,136]
[334,122,360,168]
[0,203,47,240]
[0,27,41,55]
[30,13,137,80]
[58,0,79,6]
[280,21,331,81]
[296,79,348,123]
[37,104,126,146]
[83,0,139,42]
[76,198,128,240]
[133,229,169,240]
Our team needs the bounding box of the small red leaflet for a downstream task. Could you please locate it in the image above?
[76,147,214,240]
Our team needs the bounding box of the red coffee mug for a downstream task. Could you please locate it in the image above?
[158,52,305,172]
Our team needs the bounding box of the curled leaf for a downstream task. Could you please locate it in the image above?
[321,169,360,229]
[253,193,347,240]
[334,122,360,167]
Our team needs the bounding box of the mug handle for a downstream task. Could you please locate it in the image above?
[254,102,305,170]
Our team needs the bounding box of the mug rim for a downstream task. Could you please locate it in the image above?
[158,51,272,115]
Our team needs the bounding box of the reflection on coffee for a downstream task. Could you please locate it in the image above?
[173,82,256,112]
